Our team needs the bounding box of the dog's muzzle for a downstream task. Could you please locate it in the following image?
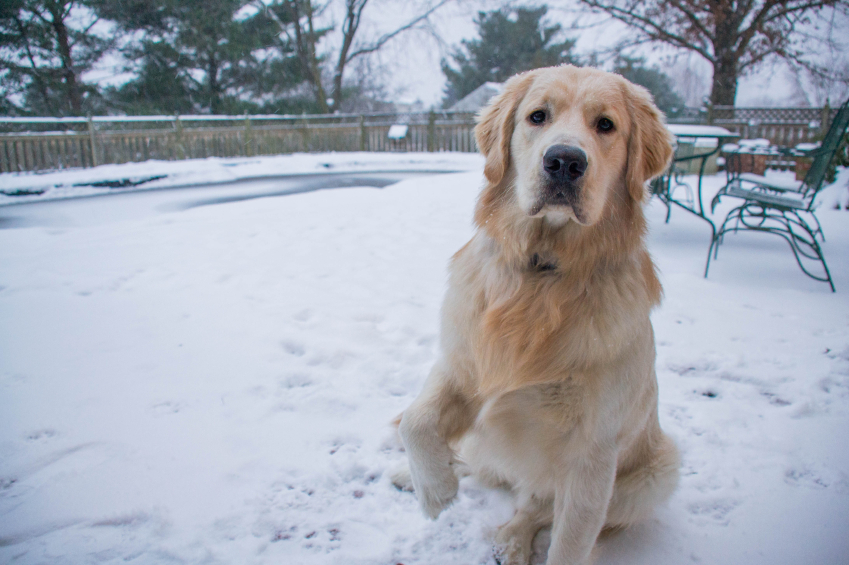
[540,144,587,210]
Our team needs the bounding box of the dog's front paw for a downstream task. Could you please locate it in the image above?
[389,464,414,492]
[412,463,459,519]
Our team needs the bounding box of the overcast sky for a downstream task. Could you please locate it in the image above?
[363,0,849,108]
[83,0,849,111]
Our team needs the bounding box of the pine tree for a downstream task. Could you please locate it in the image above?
[0,0,112,116]
[95,0,314,115]
[613,56,685,119]
[441,6,578,108]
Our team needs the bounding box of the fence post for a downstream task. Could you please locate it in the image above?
[174,114,184,160]
[298,117,309,152]
[244,113,252,157]
[427,110,436,152]
[359,115,367,151]
[87,115,99,167]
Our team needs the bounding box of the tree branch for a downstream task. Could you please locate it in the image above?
[580,1,714,61]
[346,0,451,61]
[665,0,711,40]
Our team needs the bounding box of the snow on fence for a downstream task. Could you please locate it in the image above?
[0,112,478,173]
[0,106,837,173]
[710,104,838,148]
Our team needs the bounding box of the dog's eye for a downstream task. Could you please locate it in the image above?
[597,117,615,133]
[528,110,546,125]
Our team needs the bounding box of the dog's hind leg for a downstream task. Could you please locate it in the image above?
[494,494,552,565]
[605,431,679,529]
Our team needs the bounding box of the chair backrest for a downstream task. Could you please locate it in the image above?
[802,97,849,200]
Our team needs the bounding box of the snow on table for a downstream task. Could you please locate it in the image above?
[1,161,848,565]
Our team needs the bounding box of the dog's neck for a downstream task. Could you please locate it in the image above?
[528,252,558,272]
[476,182,647,279]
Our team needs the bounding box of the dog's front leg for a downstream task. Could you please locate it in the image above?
[399,362,477,519]
[546,447,617,565]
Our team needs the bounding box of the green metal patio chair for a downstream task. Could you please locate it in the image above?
[705,98,849,292]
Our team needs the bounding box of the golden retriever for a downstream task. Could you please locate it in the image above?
[392,64,679,565]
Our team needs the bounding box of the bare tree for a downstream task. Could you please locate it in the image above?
[578,0,849,108]
[257,0,450,113]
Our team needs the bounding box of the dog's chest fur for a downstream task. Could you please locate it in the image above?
[445,231,654,406]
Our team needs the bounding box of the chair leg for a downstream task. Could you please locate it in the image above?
[807,211,826,242]
[705,206,741,277]
[705,203,835,291]
[746,206,835,291]
[704,236,717,277]
[823,259,836,292]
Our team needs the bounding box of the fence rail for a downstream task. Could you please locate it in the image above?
[0,106,837,173]
[0,112,480,173]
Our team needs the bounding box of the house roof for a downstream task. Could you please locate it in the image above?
[448,82,504,112]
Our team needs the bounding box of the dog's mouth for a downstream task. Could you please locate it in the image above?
[529,197,586,225]
[528,178,586,224]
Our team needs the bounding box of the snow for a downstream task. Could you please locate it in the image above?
[666,125,735,138]
[1,154,848,565]
[0,152,484,206]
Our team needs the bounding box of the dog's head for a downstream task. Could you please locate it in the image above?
[475,65,673,227]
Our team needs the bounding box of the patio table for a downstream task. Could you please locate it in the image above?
[651,124,740,239]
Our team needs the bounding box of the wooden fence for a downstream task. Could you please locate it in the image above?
[0,112,478,173]
[0,106,837,173]
[710,104,838,147]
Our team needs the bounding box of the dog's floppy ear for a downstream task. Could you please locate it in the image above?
[475,71,537,185]
[625,83,674,202]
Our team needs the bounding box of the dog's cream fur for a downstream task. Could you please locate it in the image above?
[393,65,679,565]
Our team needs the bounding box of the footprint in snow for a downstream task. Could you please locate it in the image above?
[687,498,740,525]
[26,428,58,442]
[293,309,313,322]
[280,340,306,357]
[668,359,719,376]
[760,391,791,406]
[150,401,182,415]
[281,373,314,389]
[785,466,849,493]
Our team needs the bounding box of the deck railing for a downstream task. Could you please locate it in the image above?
[0,111,478,173]
[0,106,837,173]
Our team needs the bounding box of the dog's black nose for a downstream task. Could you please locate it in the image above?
[543,145,587,181]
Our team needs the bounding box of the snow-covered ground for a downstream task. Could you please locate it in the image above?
[1,154,848,565]
[0,152,484,205]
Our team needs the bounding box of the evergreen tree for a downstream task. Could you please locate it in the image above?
[0,0,112,116]
[95,0,315,115]
[441,6,578,108]
[613,56,685,119]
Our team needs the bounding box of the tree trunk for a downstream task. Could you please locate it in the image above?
[709,2,742,111]
[47,0,82,116]
[287,0,330,113]
[710,54,738,109]
[331,0,366,114]
[208,54,221,114]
